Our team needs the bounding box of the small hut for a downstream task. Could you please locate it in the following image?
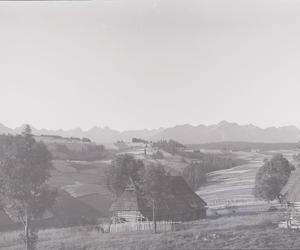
[110,176,207,222]
[280,165,300,228]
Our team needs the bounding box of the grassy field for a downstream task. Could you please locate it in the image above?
[1,211,299,249]
[1,145,299,249]
[0,159,113,232]
[197,150,299,209]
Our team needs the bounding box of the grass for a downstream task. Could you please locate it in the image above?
[1,211,300,250]
[1,149,298,249]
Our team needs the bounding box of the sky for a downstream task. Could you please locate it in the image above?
[1,0,300,131]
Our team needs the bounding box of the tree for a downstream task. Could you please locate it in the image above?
[182,161,207,191]
[254,154,294,202]
[105,154,171,232]
[137,164,170,233]
[152,150,164,160]
[132,138,148,144]
[104,154,144,197]
[152,140,185,155]
[0,125,57,250]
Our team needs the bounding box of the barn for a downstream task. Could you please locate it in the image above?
[110,176,207,222]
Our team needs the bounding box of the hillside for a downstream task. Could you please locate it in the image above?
[0,211,296,250]
[0,141,299,249]
[0,158,113,232]
[1,121,300,144]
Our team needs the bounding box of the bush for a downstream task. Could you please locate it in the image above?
[132,138,148,144]
[254,154,294,201]
[152,151,164,159]
[152,140,185,155]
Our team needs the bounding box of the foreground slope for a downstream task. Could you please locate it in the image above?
[0,211,296,250]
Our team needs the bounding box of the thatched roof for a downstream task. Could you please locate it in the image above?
[110,176,207,221]
[280,165,300,202]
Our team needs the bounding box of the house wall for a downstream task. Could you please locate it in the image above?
[114,210,145,222]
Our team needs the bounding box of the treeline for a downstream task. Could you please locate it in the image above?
[0,134,17,158]
[52,144,114,161]
[132,138,148,144]
[152,139,185,155]
[293,153,300,161]
[188,141,299,152]
[39,134,92,143]
[150,139,247,191]
[181,151,247,191]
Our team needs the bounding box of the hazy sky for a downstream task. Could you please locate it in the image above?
[1,0,300,131]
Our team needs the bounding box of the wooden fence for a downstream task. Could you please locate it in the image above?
[279,202,300,229]
[102,221,178,233]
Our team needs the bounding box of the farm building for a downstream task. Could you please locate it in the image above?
[110,176,207,222]
[279,165,300,228]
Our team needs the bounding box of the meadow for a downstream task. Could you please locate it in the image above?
[1,143,299,249]
[197,149,299,210]
[1,211,298,250]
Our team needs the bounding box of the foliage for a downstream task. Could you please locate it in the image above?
[104,155,171,216]
[40,134,92,143]
[181,151,246,190]
[0,134,16,158]
[104,154,144,197]
[138,164,170,205]
[132,138,148,144]
[152,150,164,159]
[0,125,57,250]
[254,154,294,201]
[82,137,92,143]
[182,151,246,171]
[190,141,299,152]
[182,162,207,191]
[136,164,171,232]
[152,140,185,155]
[53,144,113,161]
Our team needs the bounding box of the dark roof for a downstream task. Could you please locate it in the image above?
[110,176,207,221]
[78,193,113,217]
[280,165,300,202]
[110,178,140,212]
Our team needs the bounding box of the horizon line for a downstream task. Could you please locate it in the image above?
[2,121,300,133]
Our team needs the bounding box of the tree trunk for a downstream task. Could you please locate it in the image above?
[25,211,30,250]
[152,199,157,233]
[24,209,30,250]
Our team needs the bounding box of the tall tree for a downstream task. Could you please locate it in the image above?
[137,164,170,233]
[104,154,144,197]
[182,161,207,191]
[254,154,294,202]
[0,125,57,250]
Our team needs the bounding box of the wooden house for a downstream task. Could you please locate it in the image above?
[110,176,207,222]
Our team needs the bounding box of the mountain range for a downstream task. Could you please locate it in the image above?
[1,121,300,144]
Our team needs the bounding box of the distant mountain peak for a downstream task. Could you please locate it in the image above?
[218,120,230,125]
[0,122,299,144]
